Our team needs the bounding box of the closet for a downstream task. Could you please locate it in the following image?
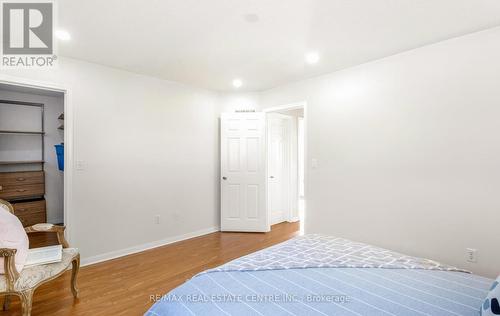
[0,86,64,226]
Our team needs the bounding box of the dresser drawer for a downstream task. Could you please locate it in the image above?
[0,171,44,186]
[0,183,45,200]
[12,199,47,227]
[17,211,46,227]
[12,199,46,216]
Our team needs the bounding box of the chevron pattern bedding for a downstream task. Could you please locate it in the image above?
[205,234,468,274]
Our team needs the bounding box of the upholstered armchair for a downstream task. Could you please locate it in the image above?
[0,199,80,316]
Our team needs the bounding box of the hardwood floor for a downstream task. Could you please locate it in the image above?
[2,222,300,316]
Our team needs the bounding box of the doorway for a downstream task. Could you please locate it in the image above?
[265,105,305,229]
[219,104,306,233]
[0,82,67,230]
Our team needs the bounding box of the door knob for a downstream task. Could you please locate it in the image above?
[222,177,227,180]
[269,176,275,179]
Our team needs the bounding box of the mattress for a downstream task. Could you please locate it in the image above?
[146,235,492,316]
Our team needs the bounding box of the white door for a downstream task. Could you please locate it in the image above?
[220,112,269,232]
[298,117,305,198]
[267,113,290,225]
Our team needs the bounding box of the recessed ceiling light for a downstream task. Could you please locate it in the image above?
[232,79,243,88]
[55,30,71,41]
[305,52,320,64]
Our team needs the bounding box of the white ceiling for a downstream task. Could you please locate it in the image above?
[58,0,500,92]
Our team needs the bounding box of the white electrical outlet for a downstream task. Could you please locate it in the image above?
[154,215,161,224]
[466,248,477,263]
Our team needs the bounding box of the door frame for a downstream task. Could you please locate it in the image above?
[263,101,307,224]
[0,74,75,244]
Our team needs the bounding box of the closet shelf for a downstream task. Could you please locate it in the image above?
[0,160,45,165]
[0,130,45,135]
[0,99,43,107]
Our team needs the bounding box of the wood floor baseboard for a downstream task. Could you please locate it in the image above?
[80,226,220,267]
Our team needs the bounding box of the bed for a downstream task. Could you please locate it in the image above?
[146,235,493,316]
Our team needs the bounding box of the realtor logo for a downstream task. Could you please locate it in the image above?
[1,1,56,67]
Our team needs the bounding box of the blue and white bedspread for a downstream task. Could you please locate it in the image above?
[206,234,469,273]
[146,235,493,316]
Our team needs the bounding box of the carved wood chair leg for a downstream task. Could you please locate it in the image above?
[3,295,11,311]
[20,290,34,316]
[71,255,80,299]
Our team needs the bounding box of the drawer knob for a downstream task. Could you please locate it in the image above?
[16,189,27,192]
[16,177,26,181]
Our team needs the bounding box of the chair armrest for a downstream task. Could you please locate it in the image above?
[0,248,20,292]
[25,224,70,248]
[0,199,14,214]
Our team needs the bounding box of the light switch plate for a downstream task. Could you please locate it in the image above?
[75,160,85,170]
[311,158,319,169]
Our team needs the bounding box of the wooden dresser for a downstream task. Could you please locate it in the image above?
[0,171,46,226]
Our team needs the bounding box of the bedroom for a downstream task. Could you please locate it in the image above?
[0,1,499,315]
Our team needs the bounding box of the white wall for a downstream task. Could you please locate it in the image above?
[259,27,500,278]
[0,89,65,223]
[1,58,220,264]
